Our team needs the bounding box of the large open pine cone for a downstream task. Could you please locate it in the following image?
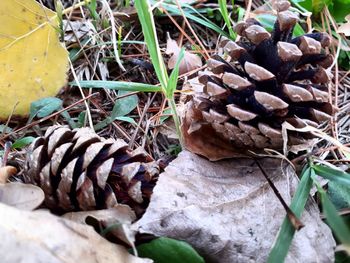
[182,2,334,160]
[25,125,159,215]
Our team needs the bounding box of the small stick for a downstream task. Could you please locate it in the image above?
[255,159,304,230]
[1,142,12,167]
[0,93,97,143]
[174,0,210,59]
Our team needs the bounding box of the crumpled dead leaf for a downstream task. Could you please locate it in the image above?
[337,14,350,36]
[0,182,44,210]
[166,36,202,75]
[64,20,95,43]
[0,203,152,263]
[0,166,17,183]
[135,151,335,263]
[63,205,137,250]
[282,121,350,157]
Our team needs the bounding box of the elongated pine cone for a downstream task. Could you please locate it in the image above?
[25,125,159,215]
[182,2,334,160]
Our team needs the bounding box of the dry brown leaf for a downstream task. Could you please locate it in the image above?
[282,121,350,157]
[337,14,350,36]
[0,182,44,210]
[0,166,17,183]
[166,36,203,75]
[135,151,335,263]
[114,7,138,21]
[64,20,95,43]
[63,205,137,249]
[0,203,152,263]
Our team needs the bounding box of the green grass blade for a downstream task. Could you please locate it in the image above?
[86,0,99,21]
[218,0,236,39]
[267,166,313,262]
[311,175,350,251]
[320,191,350,246]
[167,48,185,145]
[134,0,168,89]
[136,237,205,263]
[160,2,230,38]
[167,48,184,98]
[70,81,161,92]
[312,164,350,187]
[134,0,184,147]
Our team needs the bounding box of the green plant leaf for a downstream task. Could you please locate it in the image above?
[335,250,350,263]
[328,181,350,209]
[160,108,172,124]
[329,0,350,22]
[94,90,138,131]
[71,81,161,92]
[12,136,35,149]
[254,14,305,36]
[312,0,332,14]
[87,0,99,21]
[296,0,313,12]
[339,50,350,70]
[268,166,313,262]
[321,193,350,252]
[312,176,350,251]
[94,117,112,131]
[77,111,86,128]
[60,110,78,129]
[115,116,136,125]
[111,91,138,118]
[312,164,350,187]
[136,237,205,263]
[29,97,63,120]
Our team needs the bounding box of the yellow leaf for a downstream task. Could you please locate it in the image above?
[0,0,68,119]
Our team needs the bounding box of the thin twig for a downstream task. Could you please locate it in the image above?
[69,59,94,129]
[174,0,210,59]
[162,7,207,59]
[243,0,253,21]
[100,0,125,71]
[255,159,305,231]
[129,93,157,148]
[0,93,97,143]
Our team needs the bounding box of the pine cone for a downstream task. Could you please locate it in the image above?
[182,2,334,160]
[25,125,159,215]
